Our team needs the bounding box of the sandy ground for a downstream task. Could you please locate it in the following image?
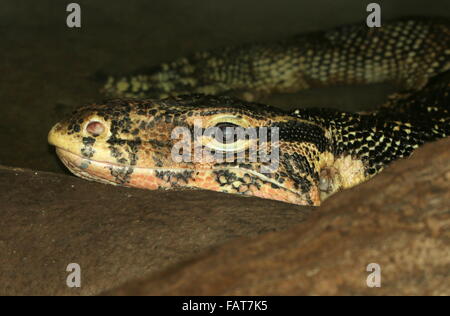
[1,0,449,173]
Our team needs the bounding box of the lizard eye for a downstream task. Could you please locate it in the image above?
[214,122,242,144]
[201,122,253,153]
[86,121,105,137]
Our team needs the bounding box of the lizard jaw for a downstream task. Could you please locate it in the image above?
[55,147,321,206]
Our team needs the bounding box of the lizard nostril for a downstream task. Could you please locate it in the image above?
[86,121,105,136]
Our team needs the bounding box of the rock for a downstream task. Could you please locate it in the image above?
[0,167,311,296]
[104,138,450,296]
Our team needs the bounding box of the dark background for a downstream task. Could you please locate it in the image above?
[1,0,449,173]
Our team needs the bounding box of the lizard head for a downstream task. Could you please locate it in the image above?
[48,95,332,205]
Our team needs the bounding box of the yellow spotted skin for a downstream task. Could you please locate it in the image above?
[103,17,450,99]
[49,18,450,206]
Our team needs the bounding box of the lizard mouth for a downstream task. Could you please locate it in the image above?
[55,148,122,185]
[55,147,320,206]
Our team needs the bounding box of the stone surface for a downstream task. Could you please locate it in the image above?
[1,139,449,296]
[0,165,311,296]
[104,138,450,296]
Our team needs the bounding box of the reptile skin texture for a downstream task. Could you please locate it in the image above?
[48,17,450,205]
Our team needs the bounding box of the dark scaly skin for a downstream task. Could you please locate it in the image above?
[49,18,450,206]
[103,17,450,100]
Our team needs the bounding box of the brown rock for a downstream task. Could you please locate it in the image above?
[0,167,311,296]
[104,138,450,296]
